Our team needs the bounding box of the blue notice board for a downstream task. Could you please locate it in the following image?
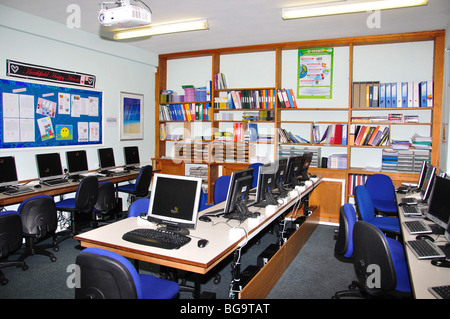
[0,78,102,149]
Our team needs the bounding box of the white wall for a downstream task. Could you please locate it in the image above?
[0,5,157,183]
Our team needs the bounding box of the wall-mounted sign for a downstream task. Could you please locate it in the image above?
[6,60,96,88]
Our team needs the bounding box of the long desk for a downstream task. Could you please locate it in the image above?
[0,171,139,207]
[397,193,450,299]
[75,177,322,298]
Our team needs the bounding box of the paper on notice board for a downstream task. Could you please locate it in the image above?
[2,92,19,117]
[20,118,35,142]
[19,94,35,118]
[37,116,55,141]
[58,93,71,115]
[89,122,100,142]
[3,118,20,142]
[78,122,89,142]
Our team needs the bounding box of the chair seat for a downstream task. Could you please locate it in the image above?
[386,237,411,293]
[369,216,400,233]
[372,199,398,214]
[139,274,180,299]
[55,198,77,211]
[117,183,137,193]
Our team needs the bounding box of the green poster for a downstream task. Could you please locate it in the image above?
[298,48,333,99]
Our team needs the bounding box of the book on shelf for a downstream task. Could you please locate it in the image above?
[214,73,227,89]
[348,174,369,195]
[352,124,389,146]
[277,128,310,144]
[159,103,210,121]
[352,80,433,108]
[222,89,276,109]
[327,154,347,169]
[277,88,298,108]
[312,124,348,145]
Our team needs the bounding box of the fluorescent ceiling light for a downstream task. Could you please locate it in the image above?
[282,0,428,19]
[113,19,208,40]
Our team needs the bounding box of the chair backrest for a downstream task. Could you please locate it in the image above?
[134,165,152,197]
[354,185,375,222]
[334,203,357,259]
[353,221,401,296]
[94,181,117,214]
[365,174,396,201]
[0,211,23,259]
[128,198,150,218]
[18,195,58,238]
[75,247,141,299]
[249,163,263,188]
[214,175,231,204]
[75,176,99,213]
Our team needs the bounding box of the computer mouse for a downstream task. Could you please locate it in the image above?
[431,258,450,268]
[34,184,41,189]
[197,239,209,248]
[416,234,434,242]
[199,215,211,222]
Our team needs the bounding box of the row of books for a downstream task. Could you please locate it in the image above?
[327,154,347,169]
[352,81,433,108]
[214,73,228,89]
[312,124,348,145]
[277,88,298,108]
[348,174,368,195]
[159,103,211,121]
[160,82,212,103]
[350,125,389,146]
[159,123,183,141]
[214,89,277,109]
[351,114,419,123]
[278,128,310,144]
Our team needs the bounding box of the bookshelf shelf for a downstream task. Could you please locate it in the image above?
[154,30,445,217]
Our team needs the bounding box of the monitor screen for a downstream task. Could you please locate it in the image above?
[124,146,140,168]
[223,168,254,215]
[285,155,304,187]
[255,163,277,207]
[225,175,253,220]
[36,153,64,181]
[147,173,202,234]
[98,148,116,172]
[299,152,313,181]
[425,175,450,229]
[420,164,436,203]
[0,156,18,188]
[66,150,89,176]
[274,158,288,186]
[417,160,428,189]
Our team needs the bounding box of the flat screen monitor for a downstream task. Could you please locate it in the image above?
[98,148,116,173]
[36,153,64,181]
[254,163,277,207]
[124,146,140,169]
[66,150,89,178]
[420,164,436,203]
[224,175,254,220]
[0,156,18,189]
[425,175,450,230]
[147,173,202,234]
[223,168,254,216]
[299,152,313,181]
[417,160,429,189]
[274,158,288,190]
[285,155,304,188]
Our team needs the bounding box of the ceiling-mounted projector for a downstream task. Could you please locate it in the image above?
[99,0,151,28]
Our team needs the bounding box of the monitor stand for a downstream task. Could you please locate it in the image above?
[162,224,190,236]
[224,200,259,222]
[254,189,278,208]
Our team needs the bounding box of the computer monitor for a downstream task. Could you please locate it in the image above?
[0,156,19,190]
[66,150,89,180]
[124,146,140,169]
[36,153,64,181]
[254,163,277,207]
[222,168,254,216]
[98,148,116,174]
[417,160,429,189]
[425,175,450,232]
[285,155,304,188]
[223,174,254,221]
[274,158,288,195]
[299,152,313,181]
[147,173,202,235]
[420,164,436,203]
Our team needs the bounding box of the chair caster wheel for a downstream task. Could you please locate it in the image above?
[22,264,29,271]
[213,275,221,285]
[53,244,59,252]
[0,278,8,286]
[50,255,57,262]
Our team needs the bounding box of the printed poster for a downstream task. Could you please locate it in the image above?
[298,48,333,99]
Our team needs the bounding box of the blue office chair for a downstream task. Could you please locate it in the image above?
[117,165,152,205]
[334,203,358,260]
[214,175,231,204]
[54,176,99,245]
[75,247,180,299]
[249,163,263,188]
[355,185,400,235]
[365,174,398,216]
[199,187,213,212]
[127,197,150,218]
[0,211,28,285]
[17,195,58,263]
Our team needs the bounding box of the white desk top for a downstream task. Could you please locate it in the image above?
[397,195,450,299]
[75,177,321,274]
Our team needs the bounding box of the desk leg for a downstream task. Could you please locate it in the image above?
[229,247,243,299]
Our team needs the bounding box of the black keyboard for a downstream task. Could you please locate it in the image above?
[122,228,191,250]
[429,285,450,299]
[3,187,35,196]
[406,239,446,259]
[43,179,69,186]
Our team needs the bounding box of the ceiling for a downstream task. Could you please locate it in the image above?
[1,0,449,55]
